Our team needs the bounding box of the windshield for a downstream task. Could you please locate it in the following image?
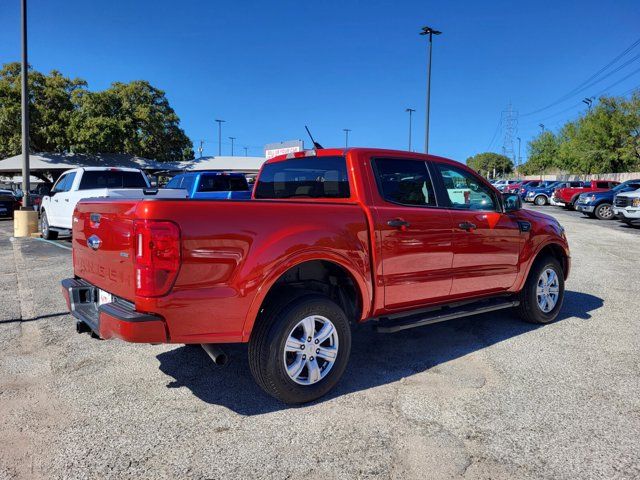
[254,156,350,199]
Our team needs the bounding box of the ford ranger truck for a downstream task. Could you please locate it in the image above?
[61,148,571,404]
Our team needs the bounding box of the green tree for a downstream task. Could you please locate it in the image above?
[0,63,193,161]
[0,62,86,157]
[69,81,193,161]
[466,152,513,176]
[520,131,560,175]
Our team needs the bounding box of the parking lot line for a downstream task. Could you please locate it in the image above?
[34,237,72,251]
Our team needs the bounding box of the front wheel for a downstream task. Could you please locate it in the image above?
[40,211,58,240]
[594,203,614,220]
[249,294,352,404]
[534,195,547,206]
[517,256,565,324]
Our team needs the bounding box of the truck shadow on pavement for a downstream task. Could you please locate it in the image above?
[156,290,602,416]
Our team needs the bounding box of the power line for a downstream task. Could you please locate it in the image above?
[486,116,502,151]
[521,36,640,117]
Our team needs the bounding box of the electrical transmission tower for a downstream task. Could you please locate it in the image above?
[501,102,518,167]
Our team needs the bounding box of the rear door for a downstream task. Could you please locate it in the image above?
[52,172,77,228]
[370,157,454,310]
[432,162,522,296]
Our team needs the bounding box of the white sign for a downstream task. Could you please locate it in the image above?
[264,140,304,159]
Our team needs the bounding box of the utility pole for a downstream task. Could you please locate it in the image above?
[420,25,441,154]
[198,140,204,158]
[20,0,30,209]
[215,119,225,156]
[229,136,236,156]
[343,128,351,148]
[243,146,248,156]
[516,136,522,167]
[501,102,518,166]
[405,108,415,151]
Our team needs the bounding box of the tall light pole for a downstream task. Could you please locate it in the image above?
[420,25,442,154]
[582,97,594,112]
[516,136,521,167]
[343,128,351,148]
[405,108,415,151]
[539,123,545,133]
[229,136,236,156]
[20,0,30,208]
[243,146,248,156]
[198,140,204,158]
[215,119,225,156]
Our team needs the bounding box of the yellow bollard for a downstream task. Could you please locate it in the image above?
[13,209,39,238]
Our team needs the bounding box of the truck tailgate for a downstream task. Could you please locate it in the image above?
[73,200,139,301]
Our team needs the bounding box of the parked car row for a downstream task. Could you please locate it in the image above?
[520,176,640,226]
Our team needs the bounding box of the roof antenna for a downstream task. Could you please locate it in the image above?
[305,126,324,150]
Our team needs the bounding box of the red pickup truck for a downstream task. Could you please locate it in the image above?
[551,179,619,209]
[62,148,570,403]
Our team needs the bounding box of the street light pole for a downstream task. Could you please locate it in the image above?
[20,0,30,208]
[198,140,204,158]
[243,146,248,156]
[229,136,236,156]
[420,25,441,154]
[215,119,225,156]
[516,136,521,167]
[343,129,351,148]
[405,108,415,151]
[539,123,545,133]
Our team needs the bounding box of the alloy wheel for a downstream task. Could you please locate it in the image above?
[283,315,339,385]
[536,268,560,313]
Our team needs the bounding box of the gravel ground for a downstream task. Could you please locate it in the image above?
[0,207,638,480]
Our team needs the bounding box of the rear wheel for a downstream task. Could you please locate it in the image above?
[594,203,614,220]
[517,256,565,324]
[534,195,547,206]
[40,211,58,240]
[249,294,351,404]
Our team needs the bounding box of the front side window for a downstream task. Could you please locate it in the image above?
[436,164,497,211]
[51,174,68,194]
[254,156,350,199]
[373,158,436,207]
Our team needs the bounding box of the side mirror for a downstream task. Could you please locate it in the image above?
[503,192,521,212]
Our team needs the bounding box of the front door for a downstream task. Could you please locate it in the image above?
[432,163,522,297]
[371,158,454,310]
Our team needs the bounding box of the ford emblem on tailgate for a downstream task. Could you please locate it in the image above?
[87,235,102,251]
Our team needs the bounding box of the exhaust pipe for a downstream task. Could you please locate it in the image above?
[201,344,228,366]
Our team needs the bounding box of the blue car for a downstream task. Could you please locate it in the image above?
[165,171,252,199]
[525,180,585,206]
[575,179,640,220]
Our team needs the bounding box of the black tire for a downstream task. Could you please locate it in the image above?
[594,203,614,220]
[248,294,352,404]
[568,195,580,210]
[584,212,596,219]
[534,195,547,206]
[40,210,58,240]
[517,255,565,324]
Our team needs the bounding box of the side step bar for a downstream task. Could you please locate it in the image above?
[375,298,519,333]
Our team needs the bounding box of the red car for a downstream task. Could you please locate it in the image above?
[505,179,536,194]
[551,180,620,209]
[62,148,570,403]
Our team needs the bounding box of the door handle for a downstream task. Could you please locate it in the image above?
[387,218,410,230]
[64,199,69,202]
[54,198,58,202]
[459,221,477,231]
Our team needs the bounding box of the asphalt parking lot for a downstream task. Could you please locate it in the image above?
[0,206,638,480]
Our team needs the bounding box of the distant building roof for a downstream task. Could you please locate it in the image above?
[0,153,267,175]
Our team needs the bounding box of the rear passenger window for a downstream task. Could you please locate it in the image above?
[373,159,436,207]
[165,176,183,189]
[436,164,497,211]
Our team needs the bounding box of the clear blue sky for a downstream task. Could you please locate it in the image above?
[1,0,639,161]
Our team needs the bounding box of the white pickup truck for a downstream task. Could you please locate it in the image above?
[613,190,640,226]
[40,167,188,239]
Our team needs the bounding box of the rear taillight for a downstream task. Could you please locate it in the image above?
[134,220,180,297]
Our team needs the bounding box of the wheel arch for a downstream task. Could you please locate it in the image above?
[532,242,569,280]
[242,254,371,342]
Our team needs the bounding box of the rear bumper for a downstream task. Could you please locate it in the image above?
[61,278,167,343]
[550,197,565,206]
